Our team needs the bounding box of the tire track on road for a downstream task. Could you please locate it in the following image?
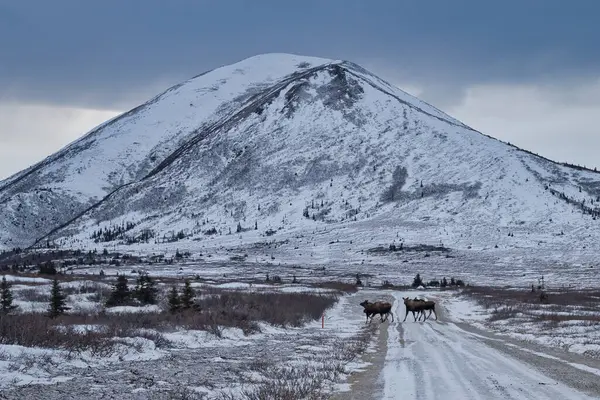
[345,291,598,400]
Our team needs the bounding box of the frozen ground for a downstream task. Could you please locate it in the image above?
[71,243,600,290]
[340,289,600,399]
[444,288,600,359]
[2,272,600,399]
[0,278,373,399]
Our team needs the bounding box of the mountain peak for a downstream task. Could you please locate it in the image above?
[1,54,599,261]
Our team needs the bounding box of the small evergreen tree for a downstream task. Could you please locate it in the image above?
[39,261,57,275]
[450,277,456,286]
[106,274,131,307]
[48,278,69,318]
[1,276,17,313]
[355,273,363,287]
[135,274,158,305]
[440,277,448,288]
[168,286,181,313]
[180,279,196,309]
[411,273,423,288]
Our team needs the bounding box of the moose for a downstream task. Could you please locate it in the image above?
[402,297,437,322]
[359,300,394,324]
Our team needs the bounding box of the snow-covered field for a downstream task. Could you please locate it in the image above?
[444,287,600,359]
[2,267,600,399]
[373,289,600,399]
[0,273,375,399]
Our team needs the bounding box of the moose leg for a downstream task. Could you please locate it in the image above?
[388,310,394,322]
[432,308,438,320]
[416,310,423,322]
[424,310,431,321]
[403,309,409,322]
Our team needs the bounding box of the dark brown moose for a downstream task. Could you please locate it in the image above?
[359,300,394,324]
[402,297,437,322]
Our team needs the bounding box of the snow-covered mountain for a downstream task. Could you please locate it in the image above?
[2,53,600,256]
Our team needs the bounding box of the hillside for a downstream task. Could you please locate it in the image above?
[1,53,600,261]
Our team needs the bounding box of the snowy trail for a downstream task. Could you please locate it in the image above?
[380,292,596,400]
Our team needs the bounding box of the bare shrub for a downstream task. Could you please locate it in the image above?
[463,286,600,326]
[462,286,600,310]
[196,291,338,328]
[0,290,339,354]
[220,365,329,400]
[219,318,376,400]
[488,306,520,322]
[86,285,112,302]
[17,288,50,302]
[533,313,600,323]
[312,281,358,294]
[132,329,173,348]
[0,313,113,355]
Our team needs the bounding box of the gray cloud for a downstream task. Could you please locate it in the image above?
[1,0,599,179]
[1,0,599,110]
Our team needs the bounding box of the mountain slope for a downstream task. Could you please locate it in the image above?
[2,53,600,256]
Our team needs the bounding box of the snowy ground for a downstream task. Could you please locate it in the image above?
[443,287,600,359]
[0,275,373,399]
[341,289,600,399]
[62,238,600,290]
[2,269,600,398]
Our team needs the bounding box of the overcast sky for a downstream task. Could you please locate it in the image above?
[1,0,599,180]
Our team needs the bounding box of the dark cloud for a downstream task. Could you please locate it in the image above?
[1,0,599,109]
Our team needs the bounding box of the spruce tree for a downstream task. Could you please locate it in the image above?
[1,276,17,313]
[411,273,423,288]
[167,286,181,313]
[48,278,69,318]
[135,274,158,305]
[180,279,196,309]
[106,274,130,307]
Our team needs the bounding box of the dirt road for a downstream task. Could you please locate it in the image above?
[338,290,600,399]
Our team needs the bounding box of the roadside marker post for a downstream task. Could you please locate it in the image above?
[322,312,325,328]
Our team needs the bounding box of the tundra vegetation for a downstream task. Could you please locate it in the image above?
[0,265,374,398]
[459,285,600,358]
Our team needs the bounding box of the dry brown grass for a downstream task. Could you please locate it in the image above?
[216,322,377,400]
[0,290,339,353]
[463,286,600,308]
[462,285,600,324]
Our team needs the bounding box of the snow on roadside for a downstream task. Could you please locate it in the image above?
[0,275,50,283]
[0,288,375,395]
[443,291,600,359]
[104,305,161,314]
[442,294,488,322]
